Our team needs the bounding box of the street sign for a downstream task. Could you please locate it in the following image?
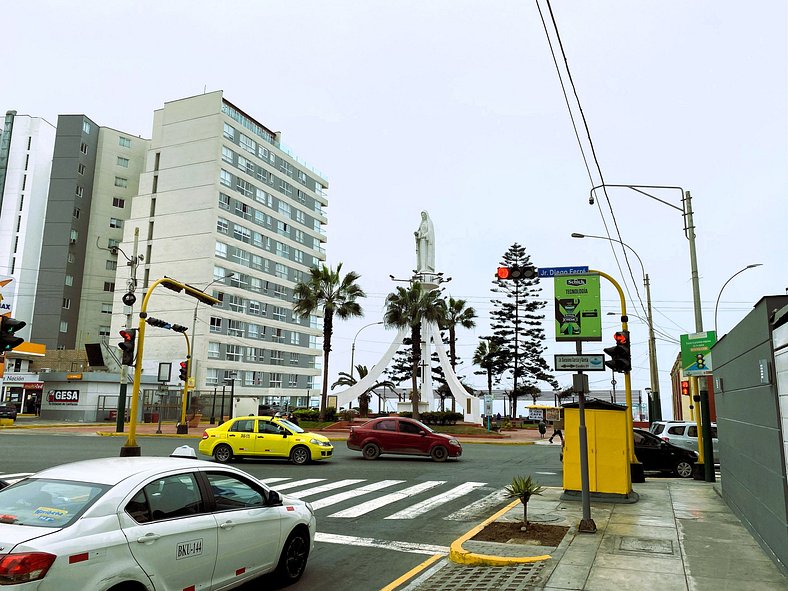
[554,274,602,342]
[538,266,589,278]
[680,331,717,376]
[554,354,606,371]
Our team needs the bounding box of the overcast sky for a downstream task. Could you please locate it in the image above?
[5,1,786,416]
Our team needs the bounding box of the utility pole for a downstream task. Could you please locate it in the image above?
[644,274,662,421]
[116,228,140,433]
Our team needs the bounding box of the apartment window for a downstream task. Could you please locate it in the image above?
[82,120,91,134]
[210,317,222,333]
[293,250,304,264]
[117,156,129,168]
[206,369,219,386]
[256,169,268,183]
[275,243,289,259]
[227,320,244,337]
[235,202,252,220]
[296,189,307,203]
[272,328,284,343]
[219,193,231,210]
[73,207,80,220]
[247,347,264,362]
[275,263,288,280]
[250,255,264,272]
[62,298,71,309]
[278,202,291,218]
[233,226,251,243]
[270,351,284,366]
[215,242,227,258]
[216,218,229,234]
[247,324,260,340]
[59,321,68,333]
[290,353,299,365]
[67,252,75,263]
[227,295,244,313]
[78,163,86,175]
[101,303,113,314]
[276,220,288,237]
[257,145,269,160]
[248,301,261,315]
[226,345,242,361]
[290,332,300,346]
[220,169,232,187]
[80,142,88,155]
[114,177,128,188]
[221,146,234,163]
[70,229,78,243]
[109,218,123,229]
[208,343,220,359]
[105,260,117,271]
[298,170,307,183]
[236,179,253,198]
[295,209,306,225]
[295,230,305,244]
[270,373,282,388]
[75,186,84,198]
[112,197,125,208]
[97,326,110,337]
[103,282,115,292]
[239,134,256,155]
[119,136,132,148]
[272,306,286,322]
[223,123,235,140]
[288,374,298,387]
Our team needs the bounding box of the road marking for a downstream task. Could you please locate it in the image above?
[444,489,509,521]
[534,471,557,475]
[385,482,487,520]
[259,477,292,485]
[310,480,405,510]
[328,481,445,518]
[315,532,448,555]
[287,479,365,499]
[269,478,325,491]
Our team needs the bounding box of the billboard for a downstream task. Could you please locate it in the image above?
[554,274,602,341]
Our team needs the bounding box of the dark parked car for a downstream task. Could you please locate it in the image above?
[0,403,17,420]
[633,427,697,478]
[347,417,462,462]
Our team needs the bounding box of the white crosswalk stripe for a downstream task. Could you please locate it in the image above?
[310,479,405,510]
[444,488,509,521]
[267,478,326,491]
[328,481,445,518]
[385,481,487,519]
[287,479,365,499]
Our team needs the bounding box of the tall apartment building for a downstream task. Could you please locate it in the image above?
[0,111,57,339]
[30,116,148,350]
[111,91,327,407]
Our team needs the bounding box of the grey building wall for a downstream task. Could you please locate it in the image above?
[712,295,788,572]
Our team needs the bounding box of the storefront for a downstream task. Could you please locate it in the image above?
[0,373,44,415]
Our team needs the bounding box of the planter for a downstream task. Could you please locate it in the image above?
[188,413,202,428]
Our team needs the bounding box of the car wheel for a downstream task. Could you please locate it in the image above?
[675,460,693,478]
[274,528,310,584]
[290,445,311,465]
[213,443,233,464]
[362,443,380,460]
[430,445,448,462]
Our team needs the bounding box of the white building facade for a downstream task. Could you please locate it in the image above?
[112,92,327,411]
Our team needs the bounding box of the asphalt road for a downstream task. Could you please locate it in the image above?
[0,431,563,590]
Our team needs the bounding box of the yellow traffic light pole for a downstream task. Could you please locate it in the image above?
[178,334,191,434]
[591,270,640,473]
[120,277,220,457]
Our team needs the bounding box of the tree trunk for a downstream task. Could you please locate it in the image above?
[411,325,421,420]
[319,311,334,422]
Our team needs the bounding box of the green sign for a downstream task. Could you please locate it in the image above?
[554,274,602,341]
[680,331,717,376]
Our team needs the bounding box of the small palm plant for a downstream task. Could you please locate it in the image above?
[504,475,546,531]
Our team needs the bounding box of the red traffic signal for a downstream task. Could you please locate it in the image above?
[496,266,511,279]
[179,361,188,382]
[680,380,690,396]
[496,265,536,281]
[603,330,631,373]
[117,329,137,366]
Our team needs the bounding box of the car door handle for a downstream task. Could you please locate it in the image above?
[137,533,161,544]
[219,520,235,530]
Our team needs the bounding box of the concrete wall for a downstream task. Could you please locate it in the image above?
[712,295,788,571]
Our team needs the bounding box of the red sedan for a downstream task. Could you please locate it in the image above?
[347,417,462,462]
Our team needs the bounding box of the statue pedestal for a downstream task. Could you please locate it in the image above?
[397,401,429,415]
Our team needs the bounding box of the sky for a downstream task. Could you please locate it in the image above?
[4,1,786,417]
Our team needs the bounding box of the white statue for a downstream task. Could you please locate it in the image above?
[414,211,436,273]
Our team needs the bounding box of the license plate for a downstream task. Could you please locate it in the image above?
[176,538,203,560]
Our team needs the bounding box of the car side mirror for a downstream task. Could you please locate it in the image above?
[266,489,282,507]
[419,430,427,436]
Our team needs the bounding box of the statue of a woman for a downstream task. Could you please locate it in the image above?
[414,211,436,273]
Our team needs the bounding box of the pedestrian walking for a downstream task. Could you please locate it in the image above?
[549,422,563,444]
[538,419,547,439]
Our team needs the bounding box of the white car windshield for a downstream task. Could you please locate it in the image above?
[0,479,108,528]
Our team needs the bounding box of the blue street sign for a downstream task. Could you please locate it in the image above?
[538,266,589,278]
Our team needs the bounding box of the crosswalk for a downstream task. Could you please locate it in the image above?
[0,473,506,522]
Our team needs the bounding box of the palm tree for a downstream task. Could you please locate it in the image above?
[293,263,365,421]
[384,283,446,420]
[473,337,506,406]
[504,475,546,531]
[439,297,476,411]
[331,364,396,417]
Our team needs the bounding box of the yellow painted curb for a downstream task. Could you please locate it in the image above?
[449,498,552,566]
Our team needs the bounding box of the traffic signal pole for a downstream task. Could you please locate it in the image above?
[178,336,191,435]
[591,269,643,482]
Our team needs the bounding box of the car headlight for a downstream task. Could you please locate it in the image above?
[448,439,460,446]
[309,438,331,447]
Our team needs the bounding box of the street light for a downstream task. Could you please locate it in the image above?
[714,264,763,335]
[191,272,234,387]
[350,321,384,379]
[571,232,662,421]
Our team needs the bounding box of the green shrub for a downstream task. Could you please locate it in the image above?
[293,408,319,422]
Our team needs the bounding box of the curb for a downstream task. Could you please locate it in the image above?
[449,498,552,566]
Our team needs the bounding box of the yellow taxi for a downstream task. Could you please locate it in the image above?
[199,415,333,465]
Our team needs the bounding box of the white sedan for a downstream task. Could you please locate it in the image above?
[0,454,316,590]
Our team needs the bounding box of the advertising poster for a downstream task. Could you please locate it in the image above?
[554,274,602,341]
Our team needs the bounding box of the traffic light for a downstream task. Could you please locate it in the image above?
[118,329,137,366]
[0,316,26,352]
[603,330,631,373]
[496,265,537,281]
[680,380,690,396]
[179,360,188,382]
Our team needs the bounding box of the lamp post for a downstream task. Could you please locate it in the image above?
[571,232,662,421]
[350,321,383,379]
[714,264,763,335]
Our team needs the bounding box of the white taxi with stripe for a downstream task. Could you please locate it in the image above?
[0,455,315,590]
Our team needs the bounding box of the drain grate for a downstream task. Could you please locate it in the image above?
[410,562,547,591]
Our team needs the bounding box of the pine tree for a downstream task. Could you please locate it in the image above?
[490,243,558,418]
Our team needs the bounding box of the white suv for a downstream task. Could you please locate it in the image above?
[650,420,719,464]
